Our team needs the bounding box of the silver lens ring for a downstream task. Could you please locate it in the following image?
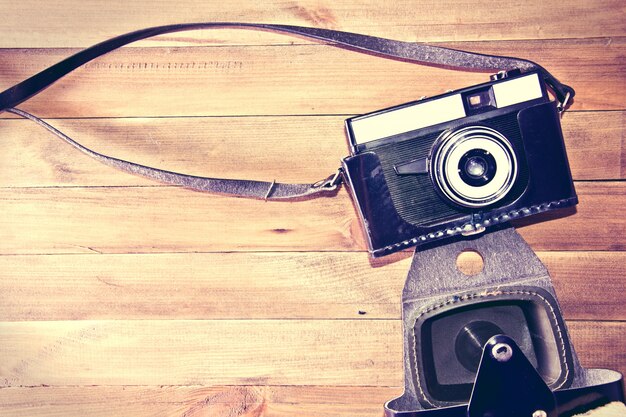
[431,126,517,208]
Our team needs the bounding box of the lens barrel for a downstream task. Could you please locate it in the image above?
[431,126,518,208]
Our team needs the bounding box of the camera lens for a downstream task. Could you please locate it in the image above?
[430,126,517,208]
[458,149,497,187]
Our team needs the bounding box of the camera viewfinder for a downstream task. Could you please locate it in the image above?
[465,87,496,112]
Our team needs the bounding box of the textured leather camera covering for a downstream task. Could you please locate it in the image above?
[386,227,621,415]
[409,286,574,407]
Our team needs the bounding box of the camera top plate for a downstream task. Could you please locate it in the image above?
[346,70,548,154]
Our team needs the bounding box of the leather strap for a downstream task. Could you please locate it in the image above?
[5,107,342,199]
[0,23,575,200]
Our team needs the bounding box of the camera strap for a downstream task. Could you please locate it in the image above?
[0,23,575,200]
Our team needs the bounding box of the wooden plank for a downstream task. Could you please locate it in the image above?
[0,319,403,387]
[547,252,626,320]
[0,38,623,118]
[562,111,625,181]
[568,322,626,384]
[0,385,400,417]
[0,111,623,190]
[0,251,624,321]
[580,403,626,417]
[0,182,623,255]
[0,116,345,188]
[1,0,624,48]
[0,320,622,387]
[514,181,626,251]
[0,186,362,255]
[0,385,622,417]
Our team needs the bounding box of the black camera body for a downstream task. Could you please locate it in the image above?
[342,70,577,257]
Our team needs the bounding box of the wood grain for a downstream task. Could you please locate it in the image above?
[0,38,624,119]
[0,182,623,254]
[0,385,391,417]
[0,385,622,417]
[1,2,624,415]
[1,111,623,189]
[1,0,624,48]
[0,385,400,417]
[0,251,624,321]
[0,320,623,387]
[0,319,403,387]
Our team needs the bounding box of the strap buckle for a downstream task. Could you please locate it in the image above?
[557,91,571,113]
[313,168,343,191]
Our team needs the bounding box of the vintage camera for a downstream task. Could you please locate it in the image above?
[342,70,577,257]
[386,227,624,416]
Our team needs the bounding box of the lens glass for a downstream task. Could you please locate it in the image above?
[458,149,497,187]
[466,157,486,177]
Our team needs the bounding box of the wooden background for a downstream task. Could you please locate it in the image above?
[0,1,624,416]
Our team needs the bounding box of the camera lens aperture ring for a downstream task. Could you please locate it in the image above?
[431,126,517,208]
